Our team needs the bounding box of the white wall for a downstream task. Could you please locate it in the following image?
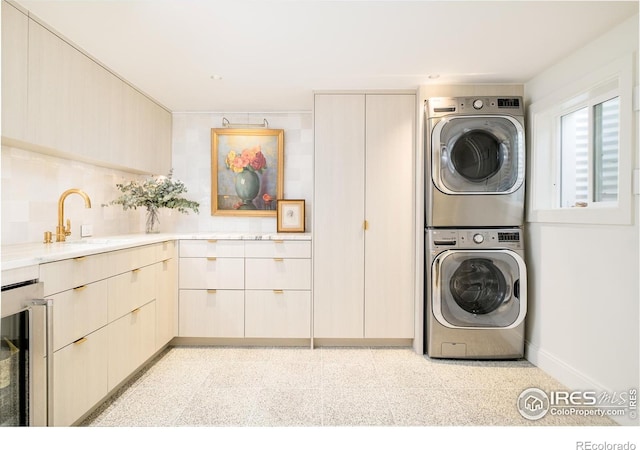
[168,112,313,234]
[524,15,639,426]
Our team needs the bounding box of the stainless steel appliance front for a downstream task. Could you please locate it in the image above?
[425,228,527,359]
[425,96,526,227]
[1,281,50,426]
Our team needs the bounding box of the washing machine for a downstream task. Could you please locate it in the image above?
[425,228,527,359]
[425,96,526,227]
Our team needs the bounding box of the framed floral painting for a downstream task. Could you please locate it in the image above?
[211,128,284,216]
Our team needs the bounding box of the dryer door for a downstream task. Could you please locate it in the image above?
[432,249,526,329]
[431,115,524,194]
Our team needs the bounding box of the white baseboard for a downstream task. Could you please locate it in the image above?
[525,340,638,426]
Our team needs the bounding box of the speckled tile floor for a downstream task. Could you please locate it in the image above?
[81,346,617,427]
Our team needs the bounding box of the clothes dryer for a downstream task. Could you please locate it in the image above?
[425,97,526,227]
[425,228,527,359]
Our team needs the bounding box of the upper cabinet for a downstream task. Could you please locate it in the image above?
[2,1,29,141]
[1,1,171,175]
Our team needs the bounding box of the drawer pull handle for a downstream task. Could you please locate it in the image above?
[73,337,88,345]
[207,289,217,294]
[273,258,284,262]
[131,308,141,314]
[207,257,217,261]
[74,256,86,261]
[207,239,218,243]
[132,268,141,273]
[73,285,87,291]
[274,240,285,244]
[273,290,284,294]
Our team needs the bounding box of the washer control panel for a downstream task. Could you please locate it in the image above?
[428,228,522,250]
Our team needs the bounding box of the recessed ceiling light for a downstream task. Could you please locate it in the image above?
[210,74,223,80]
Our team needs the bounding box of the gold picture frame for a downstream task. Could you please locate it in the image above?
[211,128,284,216]
[277,199,305,233]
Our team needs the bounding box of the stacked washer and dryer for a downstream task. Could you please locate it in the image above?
[424,97,527,359]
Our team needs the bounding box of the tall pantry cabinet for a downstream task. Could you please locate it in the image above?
[313,93,416,340]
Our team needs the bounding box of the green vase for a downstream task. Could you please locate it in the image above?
[235,170,260,209]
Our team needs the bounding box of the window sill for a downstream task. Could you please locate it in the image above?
[527,204,632,226]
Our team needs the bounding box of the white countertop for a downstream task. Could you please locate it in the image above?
[1,232,312,285]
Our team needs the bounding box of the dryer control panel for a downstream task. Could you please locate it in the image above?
[428,228,523,250]
[425,96,524,118]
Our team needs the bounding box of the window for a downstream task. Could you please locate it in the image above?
[528,53,632,225]
[560,96,620,208]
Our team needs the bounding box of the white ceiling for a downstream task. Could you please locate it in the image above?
[14,0,639,112]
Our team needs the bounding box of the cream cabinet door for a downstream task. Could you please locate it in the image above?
[313,93,415,340]
[25,16,171,173]
[40,252,111,296]
[108,302,156,391]
[364,94,415,338]
[244,258,311,290]
[107,264,157,322]
[179,257,244,289]
[156,258,177,349]
[244,240,311,258]
[51,279,109,351]
[245,290,310,338]
[1,1,29,141]
[52,326,109,427]
[178,289,244,337]
[179,239,244,258]
[313,94,366,338]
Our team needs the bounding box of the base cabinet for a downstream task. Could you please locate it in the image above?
[108,302,156,391]
[41,241,176,426]
[179,290,244,337]
[52,326,108,427]
[177,239,312,340]
[245,291,310,338]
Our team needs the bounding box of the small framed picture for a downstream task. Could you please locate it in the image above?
[277,200,305,233]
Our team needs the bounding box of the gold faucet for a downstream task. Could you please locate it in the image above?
[56,189,92,242]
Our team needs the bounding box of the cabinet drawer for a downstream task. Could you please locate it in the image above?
[244,258,311,290]
[180,240,244,258]
[51,279,108,351]
[179,257,244,289]
[41,252,111,296]
[109,244,159,274]
[245,290,310,338]
[107,301,156,391]
[155,240,176,261]
[244,240,311,258]
[107,263,157,322]
[52,326,108,426]
[178,289,244,337]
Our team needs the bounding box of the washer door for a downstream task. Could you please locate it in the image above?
[432,249,526,329]
[431,115,524,194]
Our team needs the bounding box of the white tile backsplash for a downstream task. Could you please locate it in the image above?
[1,111,313,245]
[170,112,313,234]
[1,145,147,245]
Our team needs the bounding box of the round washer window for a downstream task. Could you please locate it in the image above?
[449,258,507,314]
[450,130,502,182]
